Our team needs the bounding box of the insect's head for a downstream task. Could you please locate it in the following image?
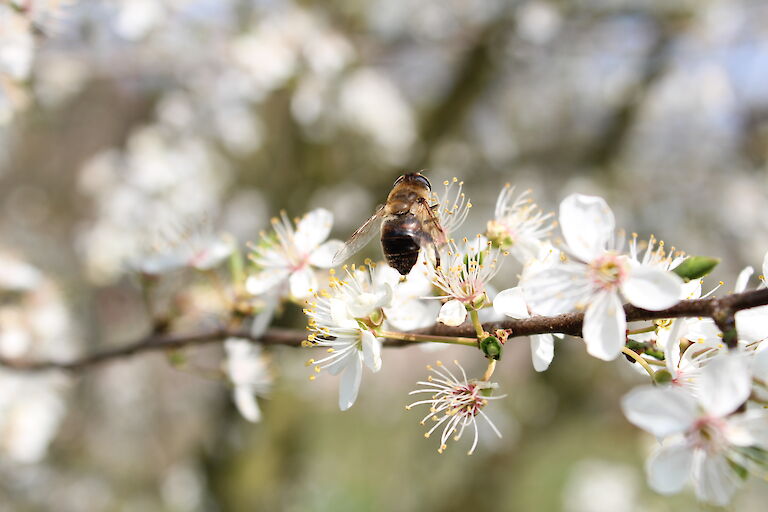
[393,171,431,191]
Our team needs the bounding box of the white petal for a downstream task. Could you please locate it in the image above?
[583,291,626,361]
[727,410,768,448]
[361,331,382,372]
[384,299,440,331]
[621,266,682,311]
[437,299,467,326]
[735,266,754,294]
[522,264,593,316]
[735,305,768,343]
[646,441,693,495]
[309,239,345,268]
[289,267,318,299]
[295,208,334,250]
[245,269,289,295]
[191,239,234,270]
[348,285,392,319]
[692,452,740,506]
[763,250,768,283]
[493,287,530,319]
[753,347,768,382]
[621,386,698,437]
[697,353,752,417]
[233,387,261,423]
[338,355,363,411]
[329,298,358,329]
[559,194,614,262]
[530,334,554,372]
[657,318,684,373]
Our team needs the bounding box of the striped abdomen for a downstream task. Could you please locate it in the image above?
[381,214,422,275]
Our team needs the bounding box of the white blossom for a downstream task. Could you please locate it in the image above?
[523,194,683,361]
[428,236,504,326]
[621,354,768,506]
[487,185,555,264]
[304,265,390,410]
[247,208,344,300]
[223,338,271,423]
[406,360,503,455]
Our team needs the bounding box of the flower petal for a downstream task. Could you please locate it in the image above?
[646,440,693,495]
[384,299,440,331]
[246,269,289,295]
[621,266,682,311]
[735,305,768,343]
[338,355,363,411]
[734,266,754,294]
[493,287,530,319]
[530,334,554,372]
[289,267,318,299]
[727,410,768,448]
[697,353,752,417]
[191,239,234,270]
[522,263,593,316]
[361,330,382,373]
[692,452,740,506]
[309,239,345,268]
[233,387,261,423]
[295,208,334,251]
[583,291,626,361]
[621,386,697,437]
[437,299,467,326]
[559,194,614,262]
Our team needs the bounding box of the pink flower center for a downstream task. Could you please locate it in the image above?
[588,253,628,291]
[689,416,728,453]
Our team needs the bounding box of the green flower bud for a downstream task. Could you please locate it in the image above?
[653,369,673,384]
[480,335,503,360]
[672,256,720,282]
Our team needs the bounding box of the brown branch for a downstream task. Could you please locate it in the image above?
[2,288,767,373]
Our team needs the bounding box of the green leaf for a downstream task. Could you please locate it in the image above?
[672,256,720,282]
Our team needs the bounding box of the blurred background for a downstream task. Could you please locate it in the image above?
[2,0,768,510]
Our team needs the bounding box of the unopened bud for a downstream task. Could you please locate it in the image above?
[480,336,503,360]
[672,256,720,281]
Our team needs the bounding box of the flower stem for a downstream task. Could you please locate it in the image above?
[626,325,657,335]
[469,309,486,339]
[482,359,497,382]
[621,347,655,380]
[378,330,477,347]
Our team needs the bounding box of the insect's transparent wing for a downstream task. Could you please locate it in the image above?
[416,199,447,247]
[332,206,386,265]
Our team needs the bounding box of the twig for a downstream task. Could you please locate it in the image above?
[2,288,766,373]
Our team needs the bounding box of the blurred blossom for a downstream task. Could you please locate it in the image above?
[224,338,271,423]
[161,461,206,512]
[77,124,230,283]
[112,0,166,41]
[516,1,561,45]
[339,68,416,163]
[0,252,75,463]
[562,459,640,512]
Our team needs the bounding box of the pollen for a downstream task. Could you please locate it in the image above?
[309,375,316,381]
[305,359,315,366]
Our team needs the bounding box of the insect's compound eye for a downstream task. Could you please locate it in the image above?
[393,175,405,187]
[413,174,431,190]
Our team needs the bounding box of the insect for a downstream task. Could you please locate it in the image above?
[333,172,447,275]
